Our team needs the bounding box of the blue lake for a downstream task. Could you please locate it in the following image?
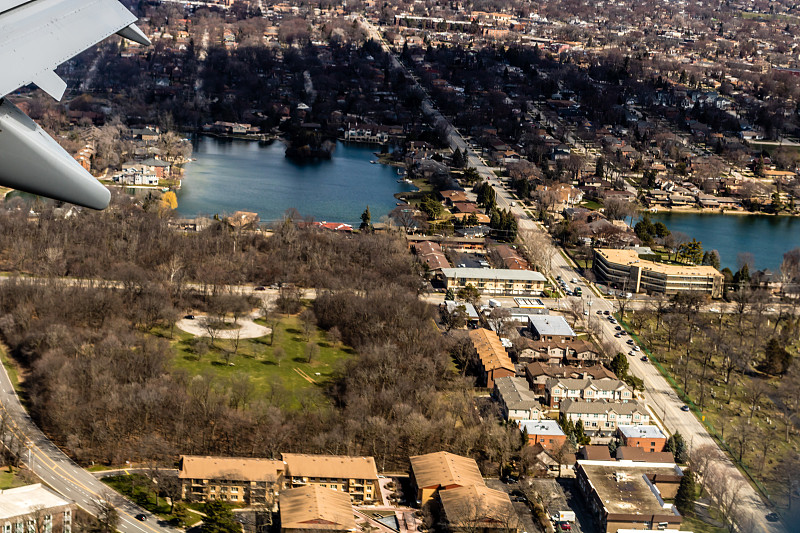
[649,212,800,272]
[177,136,415,225]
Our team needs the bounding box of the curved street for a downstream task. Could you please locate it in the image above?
[0,362,175,533]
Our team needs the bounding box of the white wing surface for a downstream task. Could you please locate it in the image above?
[0,0,149,209]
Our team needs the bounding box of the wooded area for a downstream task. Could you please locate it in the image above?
[0,202,519,471]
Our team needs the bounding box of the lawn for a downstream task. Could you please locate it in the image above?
[0,468,34,490]
[101,474,202,527]
[580,200,602,210]
[170,314,353,410]
[681,515,727,533]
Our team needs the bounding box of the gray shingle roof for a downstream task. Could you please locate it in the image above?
[441,268,546,282]
[495,377,541,411]
[560,399,646,415]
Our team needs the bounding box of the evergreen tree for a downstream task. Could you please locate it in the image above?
[675,470,697,517]
[610,352,629,379]
[595,156,605,177]
[360,206,372,232]
[201,501,240,533]
[451,148,466,168]
[445,288,456,301]
[665,432,688,463]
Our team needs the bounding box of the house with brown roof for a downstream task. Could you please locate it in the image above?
[409,452,485,505]
[468,329,515,389]
[279,485,357,533]
[615,447,675,464]
[545,378,632,408]
[178,455,285,506]
[525,363,616,393]
[413,241,451,271]
[281,454,380,505]
[493,245,529,270]
[439,485,520,533]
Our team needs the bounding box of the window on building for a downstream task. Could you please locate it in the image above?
[230,487,238,493]
[230,496,237,501]
[27,520,34,533]
[4,522,11,533]
[44,516,52,533]
[15,522,22,533]
[63,512,70,525]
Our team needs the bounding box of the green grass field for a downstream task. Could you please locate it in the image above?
[102,474,202,527]
[0,468,32,490]
[171,315,353,410]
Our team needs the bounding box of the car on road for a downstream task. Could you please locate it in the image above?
[571,278,578,283]
[627,339,634,345]
[583,310,589,315]
[633,345,641,352]
[603,310,610,315]
[596,310,603,315]
[629,350,636,356]
[609,318,617,324]
[136,514,147,521]
[615,333,622,338]
[615,326,622,331]
[766,512,780,522]
[559,523,572,531]
[640,356,648,362]
[184,314,195,320]
[254,286,266,291]
[681,405,691,412]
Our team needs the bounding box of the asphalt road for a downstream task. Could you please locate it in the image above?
[0,364,175,533]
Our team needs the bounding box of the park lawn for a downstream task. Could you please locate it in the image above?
[681,515,727,533]
[622,312,800,510]
[0,468,31,490]
[170,315,353,410]
[102,474,199,526]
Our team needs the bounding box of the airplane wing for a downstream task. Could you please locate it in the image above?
[0,0,150,209]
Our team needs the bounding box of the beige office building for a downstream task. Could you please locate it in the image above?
[593,249,723,298]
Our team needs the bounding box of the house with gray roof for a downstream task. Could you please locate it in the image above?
[528,315,576,342]
[560,399,650,436]
[493,377,543,421]
[545,378,632,408]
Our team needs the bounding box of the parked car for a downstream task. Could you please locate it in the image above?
[559,523,572,531]
[681,405,691,412]
[766,513,779,522]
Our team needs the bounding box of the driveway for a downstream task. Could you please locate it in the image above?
[176,314,270,339]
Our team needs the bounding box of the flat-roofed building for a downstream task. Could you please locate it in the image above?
[179,455,284,505]
[439,485,520,533]
[440,268,546,296]
[518,420,567,450]
[617,425,667,453]
[0,484,75,533]
[281,454,380,505]
[616,447,676,465]
[528,316,576,343]
[409,452,485,505]
[279,485,357,533]
[593,248,723,298]
[468,329,515,389]
[560,399,650,435]
[493,377,543,421]
[575,460,683,533]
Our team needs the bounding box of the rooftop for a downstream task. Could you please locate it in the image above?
[577,461,682,519]
[560,399,647,416]
[595,248,722,278]
[279,485,357,531]
[410,451,485,490]
[440,267,546,282]
[546,377,628,392]
[518,419,565,437]
[616,447,676,463]
[179,456,284,482]
[494,377,541,411]
[0,485,72,519]
[439,485,516,526]
[528,315,576,337]
[618,425,667,440]
[468,329,514,373]
[282,454,379,481]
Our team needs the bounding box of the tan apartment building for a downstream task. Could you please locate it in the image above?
[560,399,650,435]
[593,248,723,298]
[409,451,485,505]
[440,268,546,296]
[439,485,520,533]
[178,455,285,506]
[279,485,357,533]
[0,485,75,533]
[281,454,380,505]
[468,328,515,389]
